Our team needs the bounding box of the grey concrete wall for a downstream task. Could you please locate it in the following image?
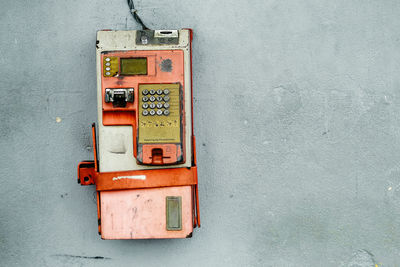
[1,0,400,266]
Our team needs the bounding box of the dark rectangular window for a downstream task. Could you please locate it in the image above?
[120,58,147,75]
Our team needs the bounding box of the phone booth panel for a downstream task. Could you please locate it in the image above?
[100,186,193,239]
[77,29,199,239]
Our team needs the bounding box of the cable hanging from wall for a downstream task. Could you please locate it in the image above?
[127,0,150,30]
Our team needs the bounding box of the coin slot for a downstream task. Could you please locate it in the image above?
[154,30,178,38]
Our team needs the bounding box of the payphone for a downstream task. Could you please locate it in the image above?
[77,29,199,239]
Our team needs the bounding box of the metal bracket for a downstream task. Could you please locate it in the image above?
[77,161,96,185]
[136,30,179,45]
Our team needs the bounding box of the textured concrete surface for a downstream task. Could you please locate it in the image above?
[1,0,400,266]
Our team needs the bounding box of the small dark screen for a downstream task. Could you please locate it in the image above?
[120,58,147,75]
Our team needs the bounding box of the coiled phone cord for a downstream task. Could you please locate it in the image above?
[127,0,150,30]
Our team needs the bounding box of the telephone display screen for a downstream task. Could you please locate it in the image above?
[120,58,147,75]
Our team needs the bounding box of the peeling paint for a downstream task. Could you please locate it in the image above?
[112,175,146,181]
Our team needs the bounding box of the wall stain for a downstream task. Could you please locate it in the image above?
[52,254,111,260]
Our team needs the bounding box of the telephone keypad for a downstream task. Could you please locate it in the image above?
[140,87,173,117]
[138,83,181,144]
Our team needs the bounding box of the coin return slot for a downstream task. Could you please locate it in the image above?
[150,148,171,165]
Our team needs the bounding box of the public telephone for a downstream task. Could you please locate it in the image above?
[77,29,199,239]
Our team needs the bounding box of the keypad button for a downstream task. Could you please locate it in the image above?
[149,110,155,116]
[163,96,170,102]
[142,110,149,116]
[142,96,149,102]
[142,89,149,95]
[164,103,170,108]
[149,96,156,102]
[156,103,163,108]
[149,103,156,109]
[105,62,111,66]
[163,109,170,115]
[149,89,156,95]
[105,57,111,62]
[156,96,163,101]
[156,89,163,95]
[105,67,111,71]
[105,72,110,75]
[163,89,169,95]
[142,103,149,109]
[156,109,163,116]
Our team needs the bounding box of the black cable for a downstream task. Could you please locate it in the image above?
[127,0,149,30]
